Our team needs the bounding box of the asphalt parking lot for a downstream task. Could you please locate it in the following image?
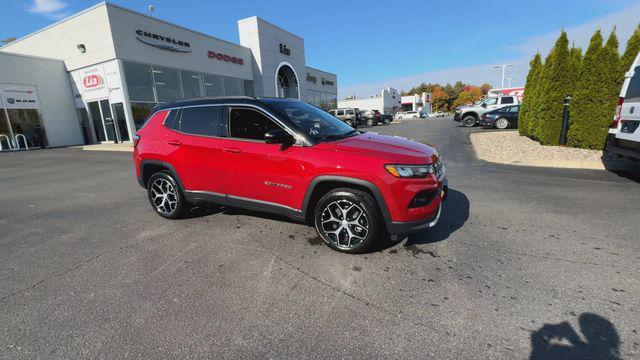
[1,117,639,359]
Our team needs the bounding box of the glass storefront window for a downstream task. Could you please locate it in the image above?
[223,76,244,96]
[152,65,182,102]
[181,70,203,99]
[0,109,11,148]
[123,61,155,102]
[131,102,157,130]
[204,73,223,97]
[7,109,48,148]
[244,80,255,97]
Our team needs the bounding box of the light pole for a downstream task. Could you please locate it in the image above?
[506,77,514,87]
[493,64,514,88]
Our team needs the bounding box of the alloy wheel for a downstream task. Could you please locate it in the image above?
[495,118,509,129]
[150,178,178,215]
[319,199,369,250]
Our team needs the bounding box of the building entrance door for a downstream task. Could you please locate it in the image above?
[87,99,118,143]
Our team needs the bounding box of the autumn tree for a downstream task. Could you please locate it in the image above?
[621,25,640,74]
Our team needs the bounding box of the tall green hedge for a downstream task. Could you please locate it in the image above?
[621,25,640,74]
[534,32,576,145]
[518,53,542,137]
[567,31,604,148]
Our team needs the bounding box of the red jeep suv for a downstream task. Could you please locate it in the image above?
[134,97,447,253]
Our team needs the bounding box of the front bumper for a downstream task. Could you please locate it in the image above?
[385,182,448,235]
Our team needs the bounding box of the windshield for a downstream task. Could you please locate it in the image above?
[262,99,358,141]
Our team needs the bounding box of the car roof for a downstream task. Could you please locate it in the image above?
[152,96,311,112]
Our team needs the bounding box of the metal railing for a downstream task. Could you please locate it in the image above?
[0,134,12,151]
[14,134,29,150]
[0,134,30,151]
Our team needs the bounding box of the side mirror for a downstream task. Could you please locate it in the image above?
[481,103,487,108]
[265,129,295,145]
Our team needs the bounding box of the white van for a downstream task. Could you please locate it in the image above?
[606,51,640,160]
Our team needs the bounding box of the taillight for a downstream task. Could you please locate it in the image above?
[133,134,141,147]
[611,97,624,129]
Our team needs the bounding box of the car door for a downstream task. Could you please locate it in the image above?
[509,105,520,126]
[163,105,226,196]
[220,106,304,211]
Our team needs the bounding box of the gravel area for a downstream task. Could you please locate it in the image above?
[470,130,606,169]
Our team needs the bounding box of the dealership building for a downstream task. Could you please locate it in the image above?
[0,1,337,148]
[338,87,431,115]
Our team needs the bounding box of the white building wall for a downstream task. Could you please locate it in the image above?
[1,5,115,71]
[0,53,82,147]
[304,66,337,108]
[107,4,253,80]
[238,17,306,98]
[339,87,401,114]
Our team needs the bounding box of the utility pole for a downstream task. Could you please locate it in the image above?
[493,64,514,88]
[506,77,514,87]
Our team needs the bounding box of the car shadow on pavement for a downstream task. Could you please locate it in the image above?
[528,312,621,360]
[403,188,470,246]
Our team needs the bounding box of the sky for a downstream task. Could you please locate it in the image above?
[2,0,640,98]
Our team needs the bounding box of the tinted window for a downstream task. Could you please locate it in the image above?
[346,109,354,115]
[163,109,180,129]
[229,108,280,141]
[484,98,498,105]
[626,66,640,102]
[501,97,514,104]
[178,106,222,136]
[337,110,344,116]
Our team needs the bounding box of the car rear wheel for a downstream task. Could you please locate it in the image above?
[147,172,190,219]
[345,119,353,127]
[462,115,477,127]
[314,188,385,254]
[366,119,374,127]
[495,118,509,129]
[383,118,390,125]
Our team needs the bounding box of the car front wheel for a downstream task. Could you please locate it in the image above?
[345,119,353,127]
[462,115,477,127]
[147,172,190,219]
[366,119,374,127]
[314,188,385,254]
[495,118,509,129]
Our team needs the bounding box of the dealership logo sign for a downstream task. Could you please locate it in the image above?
[279,43,291,56]
[207,51,244,65]
[321,77,335,86]
[83,75,104,89]
[136,30,191,53]
[306,73,317,84]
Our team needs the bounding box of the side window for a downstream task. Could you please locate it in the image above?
[163,109,180,130]
[501,97,514,104]
[510,106,520,113]
[346,109,354,115]
[337,109,345,116]
[178,106,222,136]
[229,108,281,141]
[485,98,498,105]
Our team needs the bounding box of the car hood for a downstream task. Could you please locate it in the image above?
[321,132,439,164]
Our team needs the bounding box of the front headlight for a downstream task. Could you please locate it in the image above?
[385,164,434,178]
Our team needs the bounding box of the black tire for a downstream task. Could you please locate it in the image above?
[147,172,191,219]
[366,118,374,127]
[462,115,477,127]
[313,188,386,254]
[383,118,390,125]
[345,119,353,127]
[495,117,509,129]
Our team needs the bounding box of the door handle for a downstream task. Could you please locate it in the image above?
[223,147,241,154]
[168,140,181,146]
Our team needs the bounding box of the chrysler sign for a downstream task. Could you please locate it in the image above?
[135,30,191,52]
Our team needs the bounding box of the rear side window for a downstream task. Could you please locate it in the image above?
[501,97,514,104]
[229,108,280,141]
[337,110,344,116]
[485,98,498,105]
[177,106,222,136]
[163,109,180,130]
[625,66,640,102]
[346,109,354,115]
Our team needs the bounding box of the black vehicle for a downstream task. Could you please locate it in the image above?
[380,114,393,125]
[480,105,520,129]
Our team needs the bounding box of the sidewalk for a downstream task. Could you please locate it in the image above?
[76,142,134,152]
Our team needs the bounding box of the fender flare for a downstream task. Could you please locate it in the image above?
[301,175,392,223]
[139,160,186,193]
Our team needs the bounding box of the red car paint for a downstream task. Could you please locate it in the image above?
[134,99,446,231]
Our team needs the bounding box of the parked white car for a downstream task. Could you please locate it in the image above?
[605,51,640,161]
[395,111,421,119]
